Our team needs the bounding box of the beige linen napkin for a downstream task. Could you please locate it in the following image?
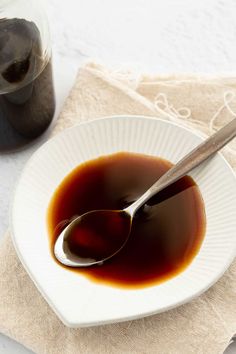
[1,63,236,354]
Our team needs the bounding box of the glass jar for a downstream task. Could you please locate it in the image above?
[0,0,55,151]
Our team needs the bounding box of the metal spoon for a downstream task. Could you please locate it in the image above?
[54,118,236,267]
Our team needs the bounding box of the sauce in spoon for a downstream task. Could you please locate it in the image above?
[63,210,131,264]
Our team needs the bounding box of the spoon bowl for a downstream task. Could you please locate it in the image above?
[54,210,131,267]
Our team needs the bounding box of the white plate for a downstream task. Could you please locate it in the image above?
[11,116,236,327]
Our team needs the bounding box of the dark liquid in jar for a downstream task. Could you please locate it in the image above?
[48,152,206,289]
[0,18,55,152]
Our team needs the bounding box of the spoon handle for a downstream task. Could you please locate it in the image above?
[126,118,236,215]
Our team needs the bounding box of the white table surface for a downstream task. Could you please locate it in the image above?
[1,0,236,352]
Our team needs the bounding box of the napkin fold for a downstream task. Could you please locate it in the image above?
[1,63,236,354]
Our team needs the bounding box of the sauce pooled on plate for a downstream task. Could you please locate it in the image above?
[47,152,206,289]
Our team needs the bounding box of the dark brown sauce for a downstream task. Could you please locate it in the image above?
[48,152,206,289]
[0,18,55,152]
